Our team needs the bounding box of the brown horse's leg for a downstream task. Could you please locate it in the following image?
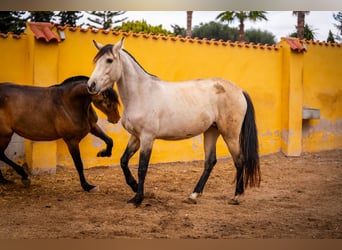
[187,126,220,204]
[0,151,30,185]
[90,124,113,157]
[0,133,30,184]
[65,139,96,192]
[120,135,140,193]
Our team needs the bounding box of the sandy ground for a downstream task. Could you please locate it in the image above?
[0,149,341,239]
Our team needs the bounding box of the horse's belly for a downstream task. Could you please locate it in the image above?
[14,128,60,141]
[157,118,212,140]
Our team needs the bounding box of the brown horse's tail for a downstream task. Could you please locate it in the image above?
[240,91,261,188]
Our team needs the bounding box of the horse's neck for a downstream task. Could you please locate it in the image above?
[117,52,156,107]
[61,83,91,110]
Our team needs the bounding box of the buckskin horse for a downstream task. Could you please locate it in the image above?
[0,75,120,191]
[87,39,260,206]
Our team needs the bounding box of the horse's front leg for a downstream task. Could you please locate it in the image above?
[65,139,96,192]
[90,124,113,157]
[120,135,140,192]
[127,137,153,207]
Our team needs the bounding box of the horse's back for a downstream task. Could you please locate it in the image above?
[0,83,59,138]
[158,77,246,113]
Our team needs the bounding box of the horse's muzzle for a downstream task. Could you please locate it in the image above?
[87,82,98,94]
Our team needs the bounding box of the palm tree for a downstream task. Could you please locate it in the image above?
[290,24,316,40]
[186,11,193,37]
[216,11,268,42]
[333,11,342,41]
[292,11,310,40]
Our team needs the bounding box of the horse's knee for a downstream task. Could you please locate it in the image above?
[205,151,217,170]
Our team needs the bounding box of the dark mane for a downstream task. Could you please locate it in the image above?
[93,43,158,79]
[51,75,89,87]
[62,75,89,84]
[122,49,158,79]
[102,87,120,106]
[93,44,114,63]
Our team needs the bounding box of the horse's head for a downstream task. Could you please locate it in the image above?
[92,87,121,124]
[88,38,125,95]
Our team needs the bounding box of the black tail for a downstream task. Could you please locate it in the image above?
[240,91,261,188]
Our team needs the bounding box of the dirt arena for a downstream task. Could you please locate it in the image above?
[0,149,341,239]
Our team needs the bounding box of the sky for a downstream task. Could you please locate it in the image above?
[83,11,340,42]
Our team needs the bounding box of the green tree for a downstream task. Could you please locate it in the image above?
[290,24,316,40]
[28,11,56,23]
[56,11,83,26]
[191,21,239,41]
[0,11,28,34]
[292,11,310,40]
[171,24,186,37]
[244,29,276,45]
[216,11,268,42]
[87,11,127,29]
[327,30,335,43]
[114,20,172,35]
[333,11,342,41]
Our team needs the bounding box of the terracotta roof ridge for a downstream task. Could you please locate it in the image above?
[303,39,342,47]
[28,22,60,43]
[0,32,24,39]
[42,25,281,50]
[110,29,280,49]
[282,37,306,52]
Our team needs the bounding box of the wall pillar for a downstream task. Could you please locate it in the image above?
[280,38,305,156]
[24,23,59,174]
[25,141,57,174]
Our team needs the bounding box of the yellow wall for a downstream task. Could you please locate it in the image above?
[0,25,341,171]
[302,41,342,151]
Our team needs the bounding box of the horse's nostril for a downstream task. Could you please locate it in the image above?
[88,82,96,92]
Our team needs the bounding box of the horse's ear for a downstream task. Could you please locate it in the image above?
[113,38,124,51]
[93,40,104,51]
[112,38,124,58]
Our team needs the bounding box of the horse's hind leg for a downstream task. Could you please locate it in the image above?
[187,126,220,204]
[222,134,244,205]
[0,151,31,185]
[65,139,96,192]
[0,133,30,185]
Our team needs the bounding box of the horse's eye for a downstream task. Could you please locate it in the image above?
[106,58,113,64]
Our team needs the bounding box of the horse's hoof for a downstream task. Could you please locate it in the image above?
[127,195,143,207]
[228,198,239,205]
[0,178,14,185]
[97,151,104,157]
[89,186,100,192]
[83,184,96,192]
[183,197,197,204]
[97,150,111,157]
[22,178,31,187]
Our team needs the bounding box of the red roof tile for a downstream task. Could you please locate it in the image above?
[284,37,306,52]
[0,32,22,39]
[28,22,60,43]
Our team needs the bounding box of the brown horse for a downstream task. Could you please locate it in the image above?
[0,75,120,191]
